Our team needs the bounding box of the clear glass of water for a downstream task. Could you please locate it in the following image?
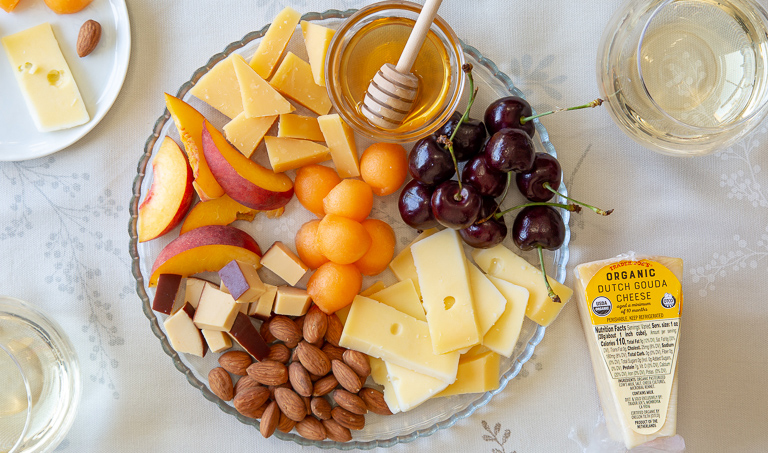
[597,0,768,156]
[0,297,80,453]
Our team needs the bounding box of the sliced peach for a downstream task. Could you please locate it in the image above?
[179,194,258,235]
[138,137,194,242]
[164,93,225,201]
[201,120,294,211]
[149,225,262,287]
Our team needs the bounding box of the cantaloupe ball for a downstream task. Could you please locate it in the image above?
[322,179,373,222]
[307,262,363,314]
[44,0,92,14]
[355,219,396,276]
[315,214,371,265]
[294,164,341,217]
[360,142,408,196]
[295,219,329,270]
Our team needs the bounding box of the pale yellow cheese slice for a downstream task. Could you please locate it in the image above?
[317,114,360,178]
[368,357,401,414]
[436,350,500,397]
[339,295,459,382]
[384,361,449,412]
[232,55,294,118]
[202,329,232,353]
[189,54,244,119]
[250,7,301,79]
[467,263,507,337]
[2,23,89,132]
[368,279,426,321]
[278,113,324,141]
[264,136,330,173]
[388,228,439,300]
[483,276,528,357]
[359,281,386,297]
[301,21,335,86]
[223,113,277,158]
[411,229,480,354]
[269,52,332,115]
[472,244,573,326]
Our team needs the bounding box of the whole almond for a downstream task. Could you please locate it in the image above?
[234,386,270,419]
[359,388,393,416]
[331,359,362,393]
[296,341,331,376]
[323,419,352,442]
[325,314,343,346]
[247,361,288,386]
[296,416,326,441]
[312,375,338,397]
[234,375,261,396]
[322,343,347,363]
[274,387,307,422]
[331,406,365,431]
[260,401,280,439]
[277,411,296,433]
[270,315,302,345]
[310,396,332,420]
[304,305,328,344]
[294,315,305,333]
[268,382,291,400]
[260,318,277,343]
[343,350,371,379]
[267,343,291,364]
[76,20,101,58]
[288,362,313,397]
[208,367,233,401]
[332,389,367,415]
[219,350,252,376]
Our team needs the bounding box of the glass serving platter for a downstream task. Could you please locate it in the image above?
[128,8,571,449]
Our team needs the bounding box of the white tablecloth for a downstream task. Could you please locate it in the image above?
[1,0,766,452]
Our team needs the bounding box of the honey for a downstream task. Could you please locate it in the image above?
[338,16,452,134]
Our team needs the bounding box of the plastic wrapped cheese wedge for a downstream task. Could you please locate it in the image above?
[574,253,683,450]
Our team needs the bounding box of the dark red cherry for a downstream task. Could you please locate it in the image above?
[516,153,561,202]
[483,128,535,173]
[408,136,455,186]
[511,205,565,251]
[461,153,507,198]
[459,197,507,248]
[484,96,536,138]
[431,180,482,230]
[434,111,487,162]
[398,179,439,229]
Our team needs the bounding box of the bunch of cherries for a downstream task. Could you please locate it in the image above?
[398,64,611,303]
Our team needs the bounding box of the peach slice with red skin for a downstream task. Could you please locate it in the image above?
[149,225,262,287]
[138,137,195,242]
[201,120,294,211]
[179,194,258,235]
[164,93,225,201]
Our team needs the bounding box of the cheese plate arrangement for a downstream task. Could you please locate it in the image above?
[129,5,582,448]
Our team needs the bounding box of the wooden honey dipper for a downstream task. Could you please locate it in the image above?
[362,0,443,129]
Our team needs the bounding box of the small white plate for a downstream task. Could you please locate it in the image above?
[0,0,130,161]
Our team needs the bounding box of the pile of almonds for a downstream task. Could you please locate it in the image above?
[207,305,392,441]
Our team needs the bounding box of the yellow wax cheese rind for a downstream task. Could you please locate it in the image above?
[269,52,332,115]
[301,21,335,86]
[471,244,573,326]
[2,23,89,132]
[384,361,449,412]
[411,229,480,354]
[264,136,330,173]
[250,6,301,79]
[388,228,438,300]
[368,357,401,414]
[317,114,360,178]
[232,56,294,118]
[483,276,528,357]
[436,350,500,397]
[189,54,244,119]
[223,113,277,158]
[575,255,682,449]
[467,263,507,337]
[339,295,459,382]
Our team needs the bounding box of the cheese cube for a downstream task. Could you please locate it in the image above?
[260,241,308,285]
[232,55,294,118]
[340,295,459,382]
[250,7,301,79]
[368,279,425,321]
[202,329,232,353]
[152,274,186,315]
[189,54,244,119]
[273,286,312,316]
[436,350,500,397]
[269,52,332,115]
[218,260,267,303]
[228,312,270,360]
[472,244,573,326]
[192,284,240,331]
[165,303,207,357]
[467,264,507,337]
[301,21,335,86]
[359,281,386,297]
[223,113,277,158]
[184,278,211,309]
[368,357,401,414]
[317,114,360,178]
[264,136,330,173]
[248,284,277,320]
[385,361,449,411]
[277,114,325,141]
[411,229,480,354]
[2,23,89,132]
[388,228,438,299]
[483,276,528,357]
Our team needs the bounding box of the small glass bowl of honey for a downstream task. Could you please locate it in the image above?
[325,1,465,143]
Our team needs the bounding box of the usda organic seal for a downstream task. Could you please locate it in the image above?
[661,292,676,309]
[591,296,612,317]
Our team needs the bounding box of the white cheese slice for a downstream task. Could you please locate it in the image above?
[467,263,507,337]
[384,361,449,412]
[483,276,528,357]
[368,279,426,321]
[388,228,438,299]
[368,357,400,414]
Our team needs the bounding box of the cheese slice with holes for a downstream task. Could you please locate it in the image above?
[384,361,449,411]
[467,263,506,338]
[388,228,438,299]
[368,279,425,321]
[483,276,528,357]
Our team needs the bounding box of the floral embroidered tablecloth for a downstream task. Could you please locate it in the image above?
[0,0,766,452]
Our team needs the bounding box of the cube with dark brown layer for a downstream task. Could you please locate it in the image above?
[229,312,270,361]
[152,274,186,315]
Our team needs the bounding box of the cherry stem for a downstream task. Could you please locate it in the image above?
[438,64,477,193]
[492,201,581,219]
[543,182,613,216]
[537,246,561,304]
[520,98,604,125]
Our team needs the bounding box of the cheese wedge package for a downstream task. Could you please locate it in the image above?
[574,253,684,450]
